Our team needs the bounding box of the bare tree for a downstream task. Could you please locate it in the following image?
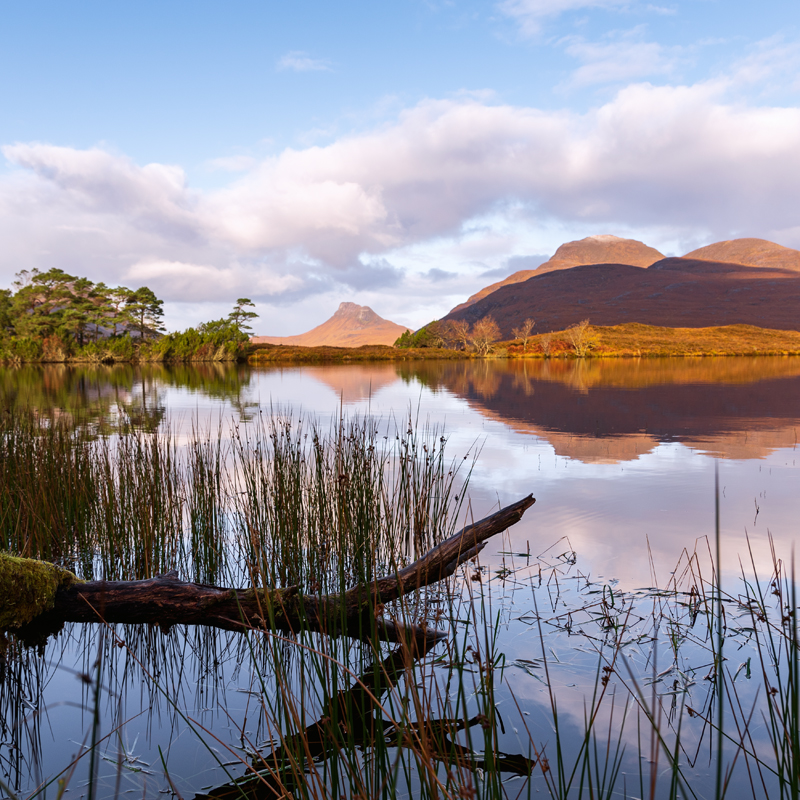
[511,318,535,352]
[539,332,553,358]
[448,319,471,350]
[470,315,501,356]
[567,319,595,357]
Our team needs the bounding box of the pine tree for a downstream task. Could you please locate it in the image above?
[126,287,165,339]
[227,298,259,334]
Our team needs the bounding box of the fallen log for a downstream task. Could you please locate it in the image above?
[2,495,535,646]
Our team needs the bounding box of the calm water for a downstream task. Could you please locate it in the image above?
[2,357,799,798]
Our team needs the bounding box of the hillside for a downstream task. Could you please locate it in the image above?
[251,302,408,348]
[450,235,664,313]
[441,257,800,336]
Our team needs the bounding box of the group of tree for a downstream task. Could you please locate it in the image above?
[395,315,528,356]
[395,315,599,358]
[0,267,259,362]
[149,299,259,362]
[0,268,166,346]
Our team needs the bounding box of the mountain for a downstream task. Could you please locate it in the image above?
[441,255,800,336]
[251,302,408,348]
[683,238,800,273]
[450,235,664,313]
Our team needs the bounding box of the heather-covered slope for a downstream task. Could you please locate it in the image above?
[442,257,800,335]
[252,303,408,348]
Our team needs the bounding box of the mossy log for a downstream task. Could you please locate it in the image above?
[1,495,534,646]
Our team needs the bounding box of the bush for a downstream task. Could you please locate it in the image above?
[394,322,448,348]
[141,321,249,362]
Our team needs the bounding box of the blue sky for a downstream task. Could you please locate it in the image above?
[1,0,798,333]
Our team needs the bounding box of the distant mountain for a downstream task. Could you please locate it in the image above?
[251,302,408,348]
[683,238,800,273]
[441,254,800,336]
[450,235,664,313]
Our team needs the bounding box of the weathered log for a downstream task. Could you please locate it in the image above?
[3,495,535,646]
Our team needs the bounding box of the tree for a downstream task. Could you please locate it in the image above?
[198,318,249,344]
[105,286,134,336]
[393,329,414,347]
[126,287,165,339]
[470,315,501,356]
[448,319,471,351]
[227,298,259,334]
[511,318,535,353]
[11,268,75,340]
[59,277,98,346]
[567,319,595,357]
[539,332,553,358]
[393,321,447,349]
[0,289,12,335]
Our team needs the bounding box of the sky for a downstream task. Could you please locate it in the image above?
[1,0,798,334]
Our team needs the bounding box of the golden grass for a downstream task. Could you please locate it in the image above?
[506,323,800,358]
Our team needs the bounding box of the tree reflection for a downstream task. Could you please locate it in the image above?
[0,361,260,434]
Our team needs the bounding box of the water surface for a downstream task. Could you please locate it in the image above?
[2,357,799,798]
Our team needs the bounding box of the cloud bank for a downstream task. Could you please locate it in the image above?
[2,70,800,328]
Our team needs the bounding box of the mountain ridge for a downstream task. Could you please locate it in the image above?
[442,236,800,335]
[450,235,665,314]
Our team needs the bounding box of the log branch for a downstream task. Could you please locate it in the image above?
[5,495,535,646]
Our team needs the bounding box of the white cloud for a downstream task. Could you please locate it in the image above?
[277,51,332,72]
[499,0,631,36]
[127,259,305,303]
[1,143,200,241]
[561,29,683,87]
[726,36,800,94]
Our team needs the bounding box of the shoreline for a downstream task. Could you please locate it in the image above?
[3,323,800,366]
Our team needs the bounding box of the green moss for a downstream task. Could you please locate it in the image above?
[0,553,82,629]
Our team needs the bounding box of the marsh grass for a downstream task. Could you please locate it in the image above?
[0,408,469,588]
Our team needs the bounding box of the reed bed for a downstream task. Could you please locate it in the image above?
[0,409,468,587]
[1,410,799,800]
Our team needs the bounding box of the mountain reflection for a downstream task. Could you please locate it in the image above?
[398,357,800,462]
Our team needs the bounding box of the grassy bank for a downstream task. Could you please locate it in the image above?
[250,323,800,365]
[248,342,471,363]
[5,322,800,367]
